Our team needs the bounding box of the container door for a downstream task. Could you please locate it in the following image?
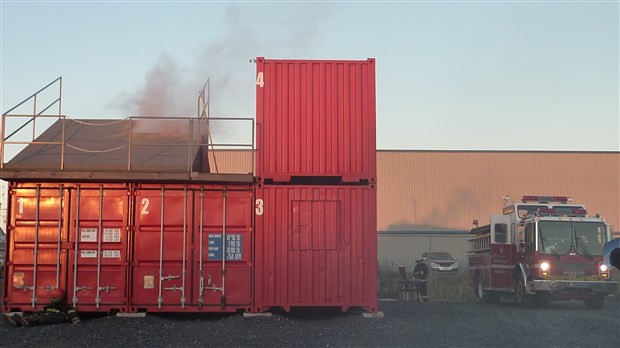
[67,184,130,311]
[195,187,253,309]
[289,198,341,306]
[132,186,192,310]
[4,184,68,311]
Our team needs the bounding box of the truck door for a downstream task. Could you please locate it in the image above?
[490,215,513,289]
[517,223,535,272]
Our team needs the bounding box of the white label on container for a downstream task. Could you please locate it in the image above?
[81,250,97,258]
[81,228,97,242]
[103,250,121,258]
[103,228,121,242]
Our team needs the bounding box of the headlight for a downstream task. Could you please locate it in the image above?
[452,262,458,267]
[600,264,608,272]
[539,261,551,276]
[431,262,439,267]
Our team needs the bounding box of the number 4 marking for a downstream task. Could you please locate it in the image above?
[256,72,264,88]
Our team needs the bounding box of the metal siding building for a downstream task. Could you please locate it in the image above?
[377,151,619,233]
[376,150,620,271]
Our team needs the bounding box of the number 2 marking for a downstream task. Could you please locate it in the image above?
[141,198,150,215]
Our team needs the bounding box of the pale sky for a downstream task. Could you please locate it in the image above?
[1,0,619,152]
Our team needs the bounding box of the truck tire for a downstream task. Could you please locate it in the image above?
[474,274,498,303]
[584,294,605,309]
[514,277,532,308]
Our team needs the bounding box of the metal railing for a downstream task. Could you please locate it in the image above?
[1,78,255,175]
[1,77,63,169]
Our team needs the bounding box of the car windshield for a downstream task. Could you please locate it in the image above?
[425,252,454,260]
[538,221,607,256]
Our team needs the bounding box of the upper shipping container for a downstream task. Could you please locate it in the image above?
[255,58,377,183]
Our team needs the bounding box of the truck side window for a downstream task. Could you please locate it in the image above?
[495,223,507,243]
[525,224,534,251]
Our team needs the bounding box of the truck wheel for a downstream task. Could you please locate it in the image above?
[514,277,532,307]
[475,274,498,303]
[474,275,484,301]
[584,295,605,309]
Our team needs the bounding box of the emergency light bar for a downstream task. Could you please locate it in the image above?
[522,195,571,204]
[535,207,587,217]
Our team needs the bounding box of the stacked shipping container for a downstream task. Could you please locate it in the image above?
[254,58,378,312]
[1,57,378,314]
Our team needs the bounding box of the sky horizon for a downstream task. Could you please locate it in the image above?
[1,1,619,153]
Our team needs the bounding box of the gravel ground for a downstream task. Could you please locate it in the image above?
[0,297,618,348]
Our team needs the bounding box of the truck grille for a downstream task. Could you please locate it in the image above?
[556,263,586,277]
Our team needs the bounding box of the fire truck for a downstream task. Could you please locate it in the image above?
[468,195,617,308]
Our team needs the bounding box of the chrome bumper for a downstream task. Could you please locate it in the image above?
[531,279,618,294]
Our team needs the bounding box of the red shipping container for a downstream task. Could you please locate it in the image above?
[67,183,131,312]
[255,57,376,183]
[253,185,377,313]
[3,184,70,312]
[130,183,253,312]
[2,182,132,313]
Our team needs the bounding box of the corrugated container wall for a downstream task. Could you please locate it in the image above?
[253,57,378,313]
[130,183,254,312]
[254,185,377,312]
[255,57,376,182]
[3,183,131,313]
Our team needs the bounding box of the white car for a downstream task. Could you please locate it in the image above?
[422,252,459,272]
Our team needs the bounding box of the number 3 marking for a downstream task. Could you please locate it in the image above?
[255,198,264,215]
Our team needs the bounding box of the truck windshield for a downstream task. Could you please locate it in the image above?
[538,221,607,256]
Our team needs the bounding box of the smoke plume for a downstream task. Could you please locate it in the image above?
[116,3,330,135]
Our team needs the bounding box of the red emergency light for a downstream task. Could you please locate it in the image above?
[536,207,587,217]
[522,195,571,204]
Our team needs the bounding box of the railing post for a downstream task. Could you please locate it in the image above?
[1,114,5,169]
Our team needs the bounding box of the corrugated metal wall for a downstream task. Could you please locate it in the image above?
[255,58,376,182]
[377,151,620,233]
[207,150,254,175]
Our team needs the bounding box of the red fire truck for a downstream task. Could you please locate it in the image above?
[468,195,617,308]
